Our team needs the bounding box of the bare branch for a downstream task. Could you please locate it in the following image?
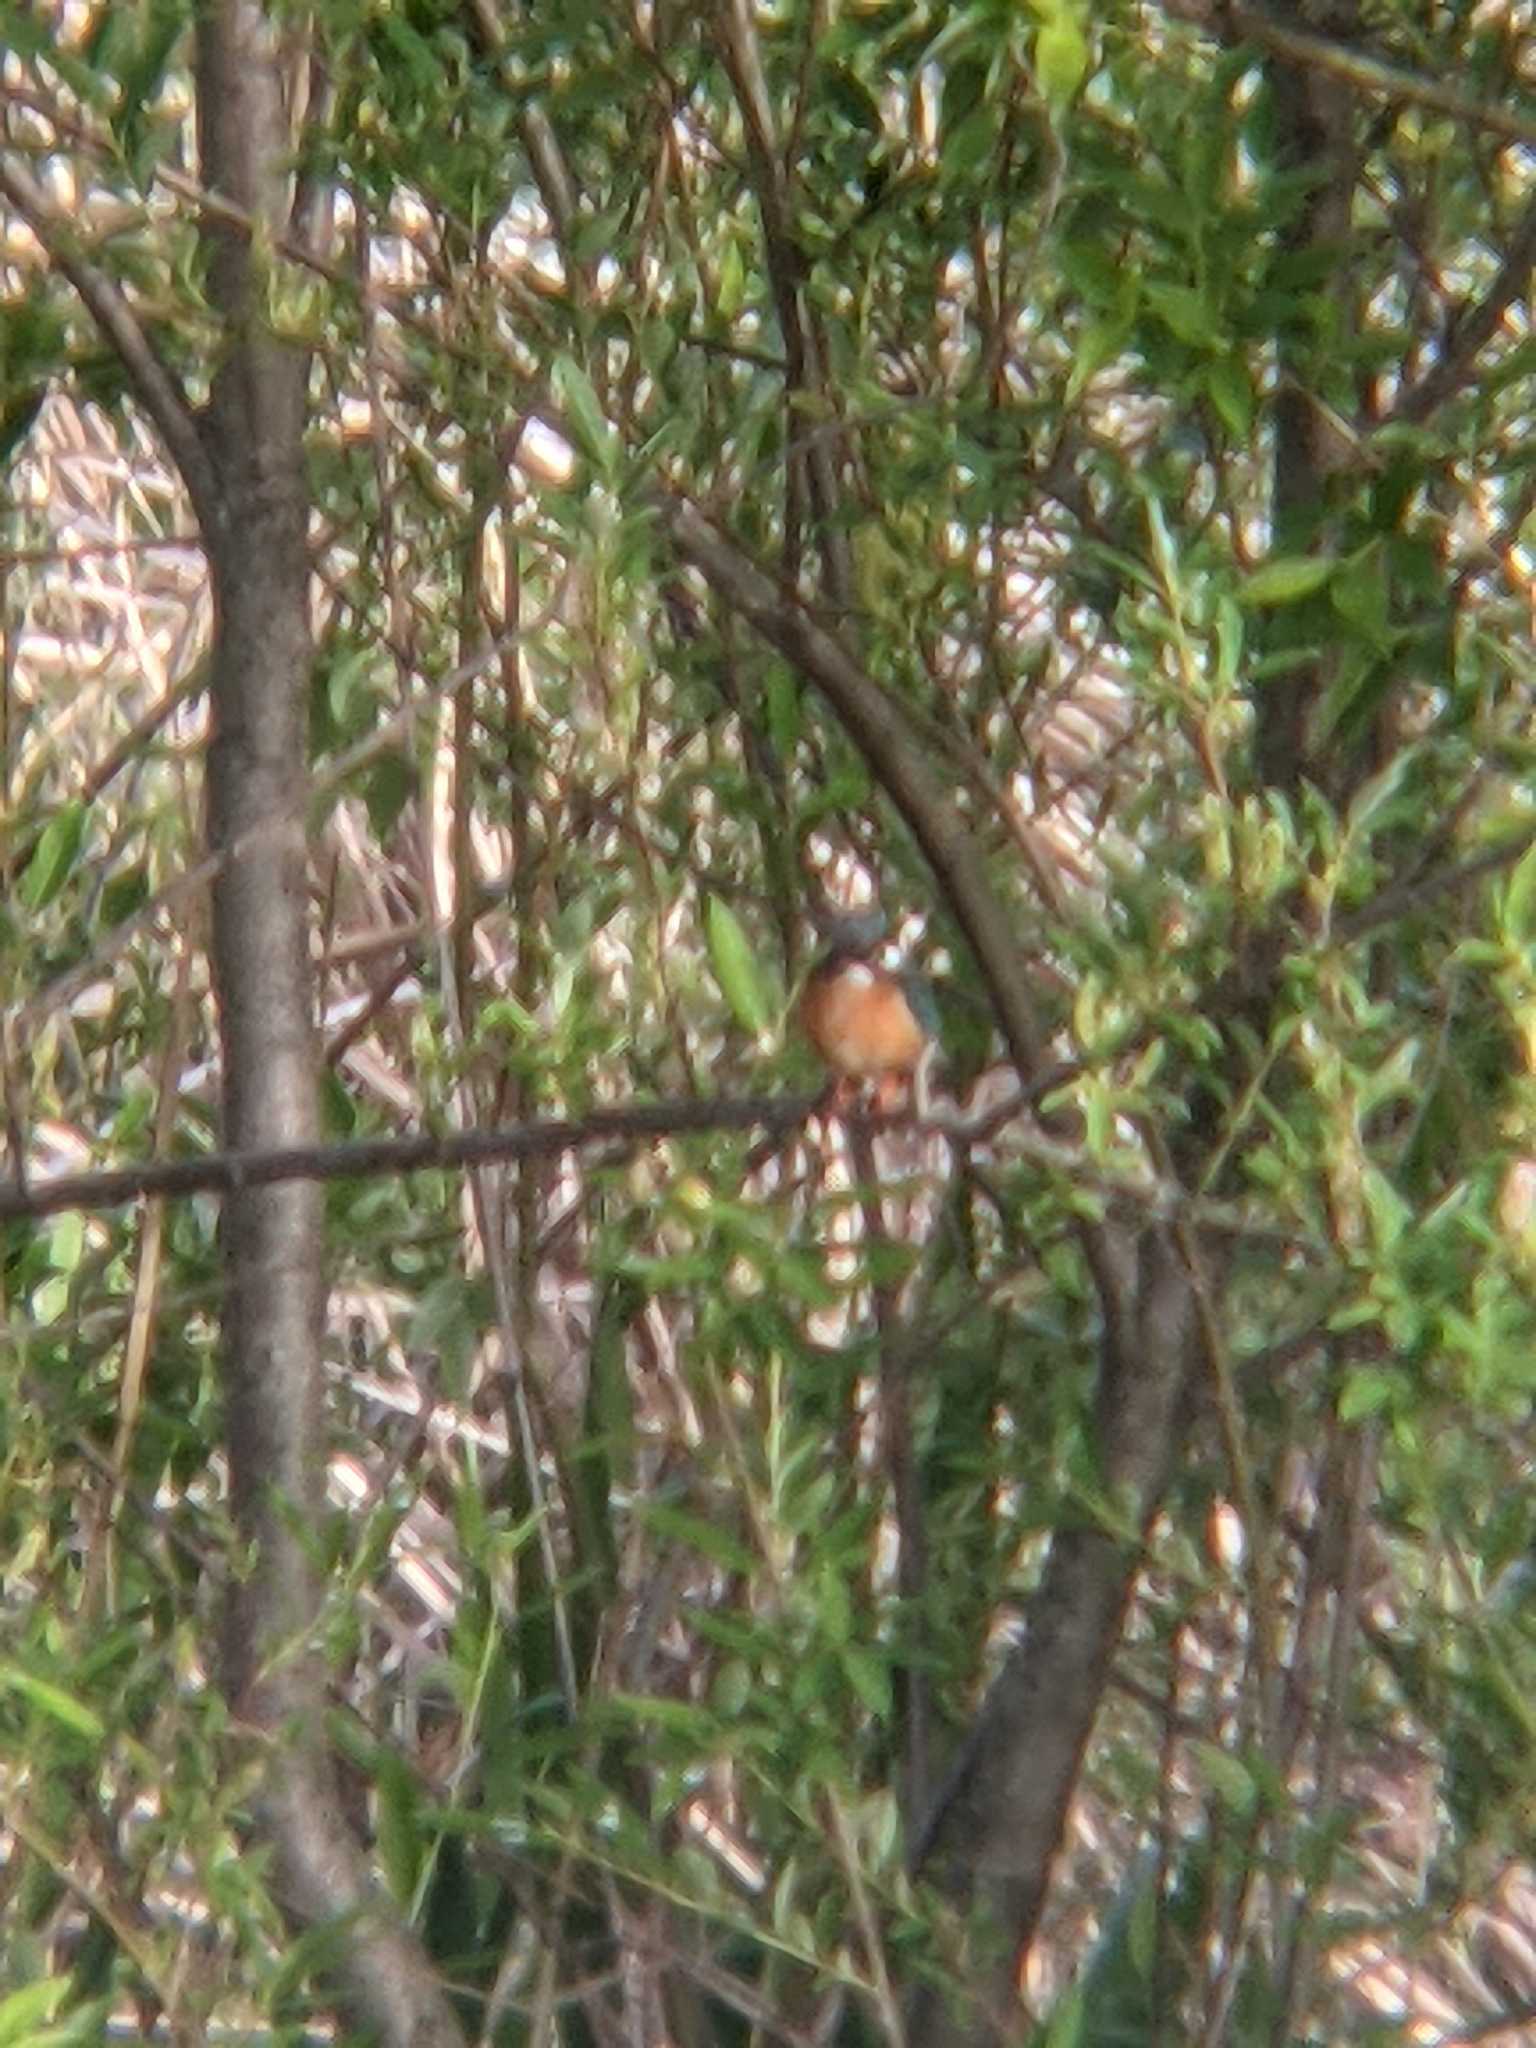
[713,0,853,607]
[656,489,1204,2047]
[0,1094,818,1221]
[656,492,1052,1080]
[1393,190,1536,424]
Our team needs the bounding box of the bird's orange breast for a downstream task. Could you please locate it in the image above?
[802,966,927,1078]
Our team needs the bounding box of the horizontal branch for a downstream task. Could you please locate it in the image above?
[0,1093,817,1221]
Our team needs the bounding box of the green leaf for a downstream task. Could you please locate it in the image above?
[942,106,999,177]
[363,749,414,840]
[717,240,746,322]
[1213,594,1243,689]
[1206,354,1252,438]
[110,0,185,178]
[374,11,441,90]
[100,861,150,928]
[1035,11,1090,110]
[0,388,47,469]
[765,667,803,755]
[1330,544,1389,646]
[375,1754,423,1903]
[605,1691,717,1737]
[1041,1982,1086,2048]
[0,1666,105,1742]
[550,354,617,476]
[639,1500,757,1577]
[1066,314,1135,400]
[1239,557,1335,608]
[841,1646,891,1718]
[45,1213,84,1275]
[1192,1740,1258,1815]
[1144,281,1211,347]
[405,1274,487,1397]
[0,1980,68,2047]
[1339,1366,1396,1420]
[825,64,884,135]
[1501,841,1536,945]
[20,803,86,911]
[706,897,775,1037]
[711,1658,752,1718]
[1345,745,1418,836]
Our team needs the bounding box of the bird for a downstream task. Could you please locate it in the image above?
[799,914,936,1112]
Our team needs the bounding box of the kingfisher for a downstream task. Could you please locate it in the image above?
[800,914,936,1111]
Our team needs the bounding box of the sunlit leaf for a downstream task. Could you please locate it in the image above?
[0,1979,70,2047]
[20,803,86,911]
[1035,10,1090,109]
[1240,557,1335,607]
[551,353,618,475]
[706,896,776,1038]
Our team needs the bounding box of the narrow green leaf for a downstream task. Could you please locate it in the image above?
[0,1979,68,2048]
[765,667,803,755]
[0,1666,104,1742]
[1193,1740,1258,1815]
[1066,314,1134,401]
[711,1659,752,1718]
[717,240,746,322]
[1501,841,1536,945]
[1213,594,1243,690]
[45,1213,84,1275]
[1346,745,1418,836]
[1042,1982,1086,2048]
[706,897,775,1037]
[1206,355,1252,438]
[825,65,884,135]
[605,1691,716,1736]
[551,354,617,475]
[375,11,441,89]
[1239,557,1335,608]
[0,388,47,469]
[375,1754,422,1903]
[841,1646,891,1718]
[20,803,86,911]
[639,1499,757,1577]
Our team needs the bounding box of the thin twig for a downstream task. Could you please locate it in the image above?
[1166,0,1536,154]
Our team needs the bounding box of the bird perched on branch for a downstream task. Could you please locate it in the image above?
[800,912,936,1112]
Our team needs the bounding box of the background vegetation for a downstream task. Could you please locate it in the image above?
[5,0,1536,2041]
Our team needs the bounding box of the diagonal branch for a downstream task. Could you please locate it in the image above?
[657,489,1204,2045]
[656,493,1050,1080]
[0,158,218,522]
[1165,0,1536,153]
[1393,189,1536,425]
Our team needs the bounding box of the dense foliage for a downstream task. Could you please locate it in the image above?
[5,0,1536,2040]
